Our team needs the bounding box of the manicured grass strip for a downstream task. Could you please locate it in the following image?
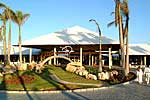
[0,68,100,91]
[46,65,107,85]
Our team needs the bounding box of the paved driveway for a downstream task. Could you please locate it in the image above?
[0,81,150,100]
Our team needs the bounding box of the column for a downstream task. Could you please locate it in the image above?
[48,59,51,65]
[80,47,82,66]
[144,56,147,66]
[29,48,32,63]
[95,56,97,65]
[92,55,94,66]
[109,48,112,69]
[140,56,143,65]
[89,53,91,66]
[54,48,56,65]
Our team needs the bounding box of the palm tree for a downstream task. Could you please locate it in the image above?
[89,19,102,72]
[0,13,7,65]
[121,0,129,76]
[108,0,125,69]
[108,0,130,76]
[3,7,16,64]
[0,3,8,65]
[13,10,30,67]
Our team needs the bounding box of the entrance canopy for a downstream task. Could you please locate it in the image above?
[21,26,119,51]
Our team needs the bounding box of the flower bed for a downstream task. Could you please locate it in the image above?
[5,75,35,84]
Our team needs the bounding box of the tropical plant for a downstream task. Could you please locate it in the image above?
[2,7,16,64]
[13,10,30,67]
[108,0,125,69]
[0,3,8,65]
[121,0,129,76]
[89,19,102,72]
[108,0,130,76]
[0,13,7,65]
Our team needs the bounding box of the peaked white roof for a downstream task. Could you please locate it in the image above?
[22,26,118,45]
[0,46,41,55]
[129,44,150,55]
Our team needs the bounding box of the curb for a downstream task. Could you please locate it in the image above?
[0,80,132,94]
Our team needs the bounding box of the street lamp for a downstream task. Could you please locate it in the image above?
[89,19,102,72]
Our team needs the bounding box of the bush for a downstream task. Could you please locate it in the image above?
[85,66,98,75]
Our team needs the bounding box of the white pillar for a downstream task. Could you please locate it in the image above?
[89,53,91,66]
[92,55,94,66]
[80,47,82,66]
[29,48,32,63]
[95,56,97,65]
[48,59,51,65]
[54,48,56,65]
[109,48,112,69]
[144,56,147,65]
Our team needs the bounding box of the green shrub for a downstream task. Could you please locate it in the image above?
[85,66,98,75]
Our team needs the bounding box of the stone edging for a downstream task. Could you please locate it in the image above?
[0,80,132,94]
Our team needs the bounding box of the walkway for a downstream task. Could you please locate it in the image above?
[49,74,104,87]
[0,81,150,100]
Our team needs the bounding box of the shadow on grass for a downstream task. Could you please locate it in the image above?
[34,66,91,100]
[16,69,33,100]
[0,74,8,100]
[33,67,71,90]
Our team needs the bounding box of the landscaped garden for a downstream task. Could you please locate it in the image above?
[0,65,136,91]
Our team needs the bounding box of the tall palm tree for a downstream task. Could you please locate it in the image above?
[3,7,16,64]
[121,0,129,76]
[0,13,7,65]
[108,0,125,69]
[89,19,102,72]
[108,0,130,76]
[0,3,8,65]
[13,10,30,67]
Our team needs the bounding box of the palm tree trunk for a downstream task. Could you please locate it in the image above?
[8,20,11,64]
[3,21,7,66]
[118,3,125,69]
[125,16,129,76]
[19,25,22,66]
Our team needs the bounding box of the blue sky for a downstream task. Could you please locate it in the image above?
[0,0,150,44]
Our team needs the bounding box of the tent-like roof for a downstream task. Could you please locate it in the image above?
[129,44,150,55]
[0,45,41,55]
[12,25,150,56]
[22,26,118,46]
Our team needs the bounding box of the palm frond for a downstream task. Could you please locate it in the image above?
[110,12,115,16]
[121,0,129,17]
[107,21,115,27]
[22,14,30,25]
[0,3,7,8]
[13,10,30,26]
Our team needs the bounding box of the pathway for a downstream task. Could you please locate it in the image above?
[0,81,150,100]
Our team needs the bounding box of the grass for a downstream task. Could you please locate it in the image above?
[0,65,135,91]
[47,65,106,84]
[0,65,106,91]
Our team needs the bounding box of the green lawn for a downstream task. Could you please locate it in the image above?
[0,65,107,91]
[47,65,106,84]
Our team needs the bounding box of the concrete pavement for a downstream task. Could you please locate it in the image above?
[0,81,150,100]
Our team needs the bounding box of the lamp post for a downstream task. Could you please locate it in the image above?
[89,19,102,72]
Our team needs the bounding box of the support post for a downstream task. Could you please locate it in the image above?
[80,47,82,66]
[29,48,32,63]
[54,48,56,65]
[92,55,94,66]
[89,53,91,66]
[109,48,112,69]
[144,56,147,66]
